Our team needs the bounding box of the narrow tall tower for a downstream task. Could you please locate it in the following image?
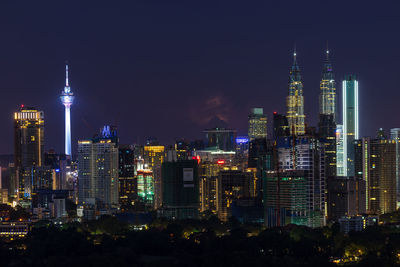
[342,75,359,177]
[286,47,305,136]
[318,45,337,178]
[319,45,337,120]
[60,64,75,156]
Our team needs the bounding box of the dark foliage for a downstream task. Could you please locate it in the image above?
[1,217,400,266]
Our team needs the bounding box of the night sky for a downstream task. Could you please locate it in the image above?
[0,1,399,155]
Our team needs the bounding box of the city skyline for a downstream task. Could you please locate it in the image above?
[1,1,400,154]
[2,3,400,265]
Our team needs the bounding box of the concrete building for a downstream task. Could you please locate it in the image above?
[326,176,366,222]
[160,160,199,220]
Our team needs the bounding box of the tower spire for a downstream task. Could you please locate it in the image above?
[326,41,330,61]
[60,62,75,156]
[319,42,336,121]
[287,44,305,136]
[65,63,69,87]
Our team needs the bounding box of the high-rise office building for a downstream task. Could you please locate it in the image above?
[235,136,249,157]
[14,106,45,199]
[199,161,223,214]
[44,150,70,190]
[248,138,268,169]
[356,135,397,214]
[175,140,190,161]
[77,126,119,212]
[195,148,236,214]
[326,176,366,222]
[160,160,199,219]
[390,128,400,208]
[60,64,75,156]
[342,75,359,176]
[136,169,154,208]
[273,112,290,140]
[372,137,396,214]
[118,145,135,210]
[216,169,253,221]
[248,108,267,141]
[319,114,337,178]
[204,128,236,151]
[336,124,345,176]
[319,47,337,120]
[286,49,305,136]
[143,144,164,209]
[264,170,308,227]
[143,145,165,170]
[265,135,326,227]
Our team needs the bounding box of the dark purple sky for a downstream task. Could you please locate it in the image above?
[0,1,399,154]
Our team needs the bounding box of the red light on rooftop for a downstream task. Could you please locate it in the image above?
[217,160,225,165]
[192,155,200,164]
[21,104,24,108]
[273,111,277,114]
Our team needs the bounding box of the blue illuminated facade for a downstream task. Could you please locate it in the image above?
[236,137,249,144]
[342,75,359,176]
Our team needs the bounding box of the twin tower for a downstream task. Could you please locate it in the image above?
[286,48,336,135]
[58,51,337,155]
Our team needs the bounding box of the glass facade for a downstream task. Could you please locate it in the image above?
[77,131,119,210]
[336,124,345,176]
[137,170,154,207]
[342,75,359,176]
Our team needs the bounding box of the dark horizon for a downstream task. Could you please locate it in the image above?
[1,1,399,154]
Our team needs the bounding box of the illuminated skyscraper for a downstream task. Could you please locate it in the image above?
[336,124,345,176]
[265,135,326,227]
[390,128,400,208]
[143,145,165,170]
[143,145,165,209]
[342,75,359,176]
[14,106,44,199]
[77,126,119,211]
[319,47,337,120]
[60,64,74,156]
[286,48,305,136]
[357,134,396,214]
[318,47,337,179]
[136,170,154,208]
[248,108,267,141]
[118,145,135,210]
